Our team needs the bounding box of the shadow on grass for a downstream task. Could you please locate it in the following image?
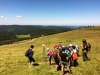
[64,70,72,74]
[88,58,91,61]
[51,62,56,65]
[33,63,39,66]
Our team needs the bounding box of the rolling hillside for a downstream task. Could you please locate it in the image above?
[0,25,73,35]
[0,26,100,75]
[0,25,74,45]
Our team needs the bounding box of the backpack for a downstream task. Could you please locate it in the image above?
[52,51,58,59]
[73,53,78,60]
[49,51,53,56]
[25,49,29,57]
[65,50,70,58]
[75,45,79,51]
[87,43,91,51]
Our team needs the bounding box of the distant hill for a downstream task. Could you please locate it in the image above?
[0,25,75,35]
[0,25,76,45]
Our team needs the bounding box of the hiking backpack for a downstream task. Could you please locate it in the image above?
[49,51,53,56]
[73,53,78,60]
[25,49,29,57]
[52,51,58,59]
[65,50,70,58]
[87,43,91,51]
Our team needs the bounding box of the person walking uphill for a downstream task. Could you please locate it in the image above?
[25,45,35,67]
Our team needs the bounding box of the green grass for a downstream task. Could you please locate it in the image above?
[0,26,100,75]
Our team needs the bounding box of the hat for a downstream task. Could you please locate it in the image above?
[69,44,73,46]
[46,48,50,51]
[62,46,65,48]
[54,44,60,47]
[62,47,65,51]
[65,46,69,50]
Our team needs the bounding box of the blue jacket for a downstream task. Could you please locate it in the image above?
[28,48,34,57]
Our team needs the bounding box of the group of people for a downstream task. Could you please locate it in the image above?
[46,39,91,75]
[47,43,78,75]
[25,39,91,75]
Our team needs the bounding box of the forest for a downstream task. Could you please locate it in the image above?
[0,25,75,45]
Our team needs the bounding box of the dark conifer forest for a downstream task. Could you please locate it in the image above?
[0,25,76,45]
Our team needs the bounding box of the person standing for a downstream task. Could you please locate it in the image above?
[46,48,53,65]
[81,39,89,61]
[27,45,35,67]
[59,47,72,75]
[52,46,60,71]
[71,45,78,67]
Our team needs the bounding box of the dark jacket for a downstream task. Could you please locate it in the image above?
[28,48,34,57]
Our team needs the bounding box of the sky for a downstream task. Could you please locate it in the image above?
[0,0,100,26]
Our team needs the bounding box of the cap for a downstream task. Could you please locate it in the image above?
[54,44,60,47]
[46,48,50,51]
[69,44,73,46]
[65,46,69,50]
[62,47,65,51]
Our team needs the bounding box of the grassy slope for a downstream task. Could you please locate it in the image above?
[0,26,100,75]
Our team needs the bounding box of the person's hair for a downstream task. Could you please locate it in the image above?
[82,39,86,42]
[82,39,87,48]
[72,45,76,49]
[62,47,65,52]
[30,45,34,48]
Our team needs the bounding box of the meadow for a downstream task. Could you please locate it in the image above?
[0,26,100,75]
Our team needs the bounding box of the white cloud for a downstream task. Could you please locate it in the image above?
[0,16,4,18]
[5,18,8,19]
[17,19,19,20]
[16,15,22,18]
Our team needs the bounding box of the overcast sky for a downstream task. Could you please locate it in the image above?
[0,0,100,26]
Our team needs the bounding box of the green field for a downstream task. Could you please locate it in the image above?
[16,34,30,38]
[0,26,100,75]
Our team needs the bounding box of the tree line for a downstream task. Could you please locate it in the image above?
[0,25,73,45]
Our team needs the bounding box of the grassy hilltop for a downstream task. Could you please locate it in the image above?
[0,26,100,75]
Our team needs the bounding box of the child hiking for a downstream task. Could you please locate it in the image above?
[46,48,53,65]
